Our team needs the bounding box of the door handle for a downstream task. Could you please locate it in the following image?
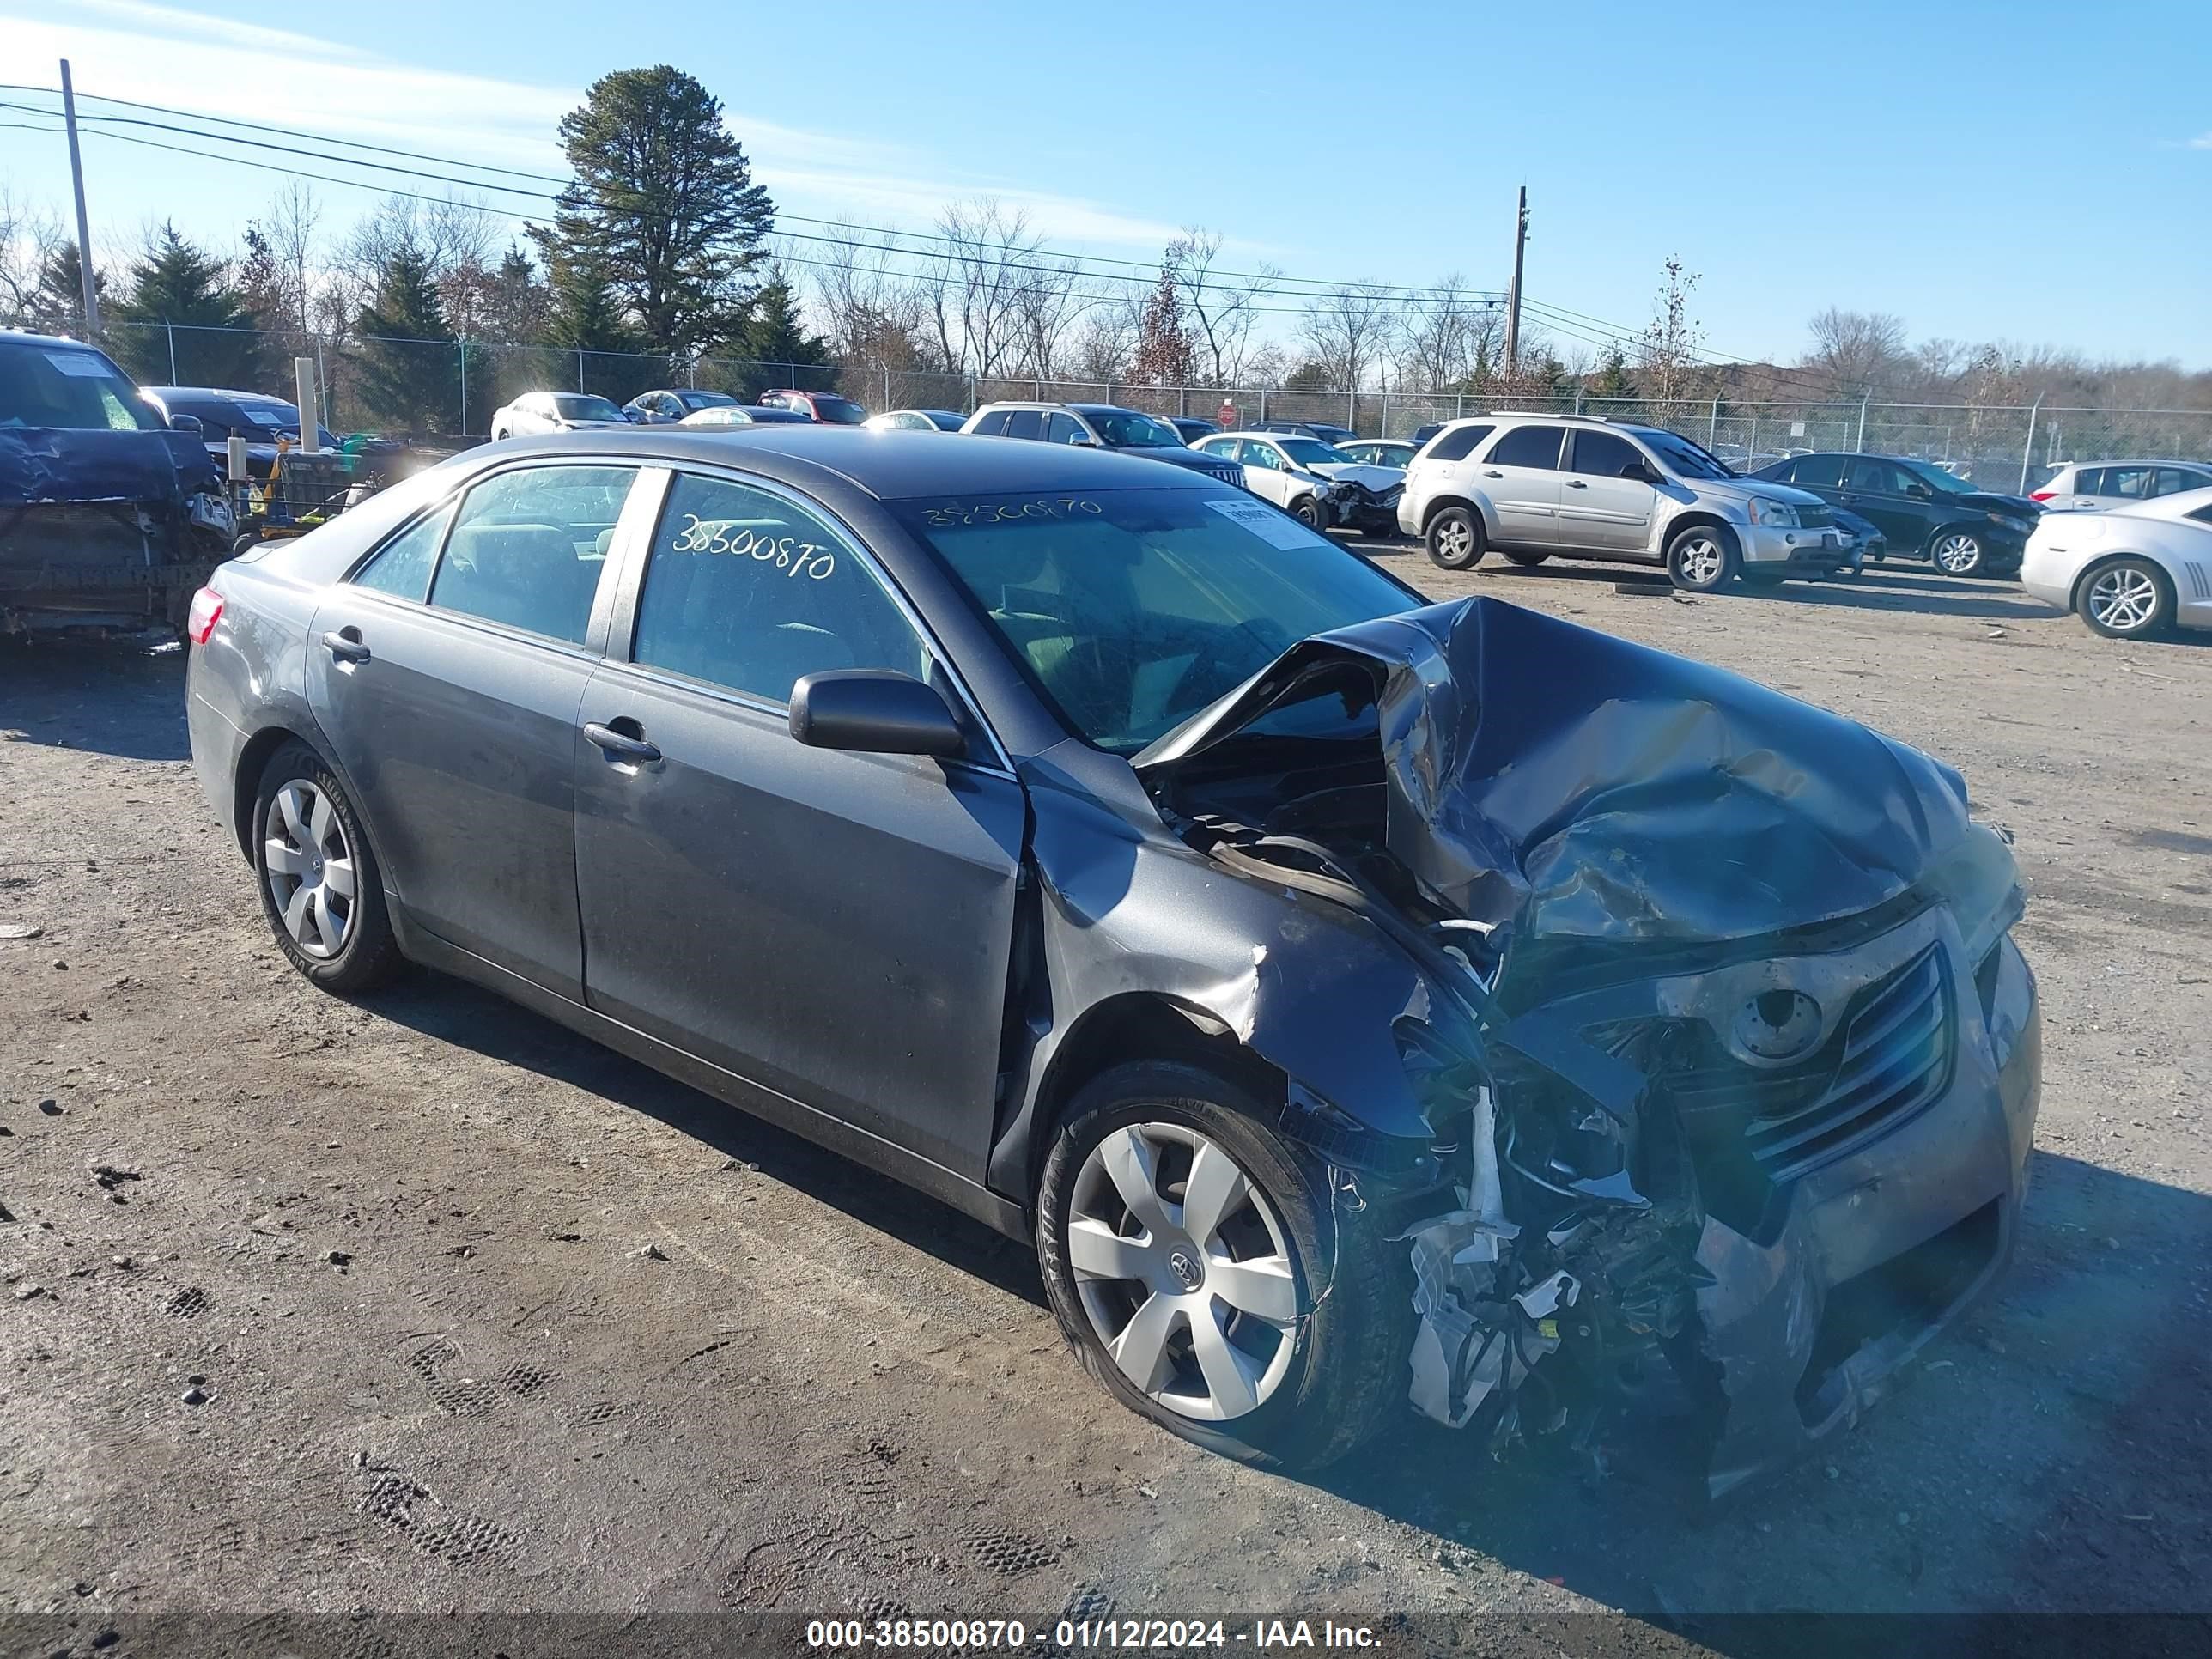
[1564,479,1588,489]
[1482,469,1504,477]
[583,720,662,765]
[321,628,370,665]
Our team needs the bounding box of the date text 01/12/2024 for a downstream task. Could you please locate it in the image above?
[804,1618,1382,1649]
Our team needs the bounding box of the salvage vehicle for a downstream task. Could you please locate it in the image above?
[1192,430,1401,534]
[139,385,343,482]
[184,428,2040,1495]
[1750,453,2039,578]
[1402,415,1851,590]
[1,330,234,634]
[489,392,634,441]
[2019,483,2212,639]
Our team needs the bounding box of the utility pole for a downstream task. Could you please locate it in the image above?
[60,60,101,337]
[1503,185,1528,379]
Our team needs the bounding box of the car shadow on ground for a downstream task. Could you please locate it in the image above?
[1302,1150,2212,1625]
[0,637,191,760]
[362,970,1049,1308]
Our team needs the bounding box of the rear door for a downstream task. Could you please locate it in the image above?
[1477,424,1565,544]
[1840,457,1927,551]
[571,466,1025,1179]
[1558,428,1658,552]
[307,459,643,1000]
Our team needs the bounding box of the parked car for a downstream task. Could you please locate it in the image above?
[0,330,232,631]
[1410,422,1445,446]
[183,424,2039,1489]
[1401,415,1847,590]
[2030,459,2212,513]
[1750,453,2039,578]
[1193,431,1404,535]
[959,402,1244,486]
[863,409,967,432]
[676,406,758,428]
[1337,439,1419,470]
[489,392,633,441]
[758,388,868,424]
[1162,416,1218,445]
[625,389,738,424]
[2020,484,2212,640]
[1250,417,1358,447]
[1830,505,1886,573]
[140,386,342,481]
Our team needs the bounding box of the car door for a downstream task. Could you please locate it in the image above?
[1476,424,1565,544]
[307,459,644,1000]
[1840,457,1927,550]
[1045,410,1088,447]
[1558,428,1659,552]
[571,466,1026,1180]
[1006,409,1045,441]
[1236,440,1297,509]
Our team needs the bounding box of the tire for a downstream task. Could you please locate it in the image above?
[1425,506,1485,570]
[251,742,404,994]
[1498,549,1550,568]
[2077,556,2173,640]
[1035,1061,1413,1473]
[1665,523,1738,592]
[1291,495,1327,531]
[1928,528,1987,577]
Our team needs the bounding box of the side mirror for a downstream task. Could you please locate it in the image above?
[1619,459,1656,483]
[788,670,966,758]
[1905,483,1932,500]
[167,413,204,435]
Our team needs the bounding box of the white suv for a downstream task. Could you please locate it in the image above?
[1398,415,1844,590]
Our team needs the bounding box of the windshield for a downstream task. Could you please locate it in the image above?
[1635,427,1735,480]
[234,399,340,447]
[0,342,161,432]
[1276,436,1351,469]
[552,394,624,422]
[1085,410,1184,449]
[899,489,1419,754]
[811,395,867,425]
[684,407,751,425]
[678,390,736,410]
[1899,459,1975,495]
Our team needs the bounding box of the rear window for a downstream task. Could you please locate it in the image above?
[970,410,1012,436]
[811,395,867,425]
[1793,454,1848,488]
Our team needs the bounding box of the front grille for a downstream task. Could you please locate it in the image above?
[1796,504,1834,529]
[1741,945,1954,1182]
[1205,466,1243,486]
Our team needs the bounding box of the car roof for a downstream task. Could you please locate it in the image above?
[1,328,114,354]
[475,426,1224,501]
[2058,458,2211,471]
[975,401,1148,416]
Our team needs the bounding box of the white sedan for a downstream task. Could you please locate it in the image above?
[2020,484,2212,639]
[1192,431,1406,534]
[488,392,634,441]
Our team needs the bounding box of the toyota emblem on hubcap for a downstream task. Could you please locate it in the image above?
[1167,1248,1203,1291]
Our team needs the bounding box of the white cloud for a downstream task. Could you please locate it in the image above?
[2191,132,2212,150]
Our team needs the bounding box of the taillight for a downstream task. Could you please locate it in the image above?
[186,586,224,645]
[2029,489,2056,501]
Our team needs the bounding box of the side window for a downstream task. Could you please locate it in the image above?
[352,501,457,602]
[1793,454,1847,488]
[1241,441,1285,471]
[1567,429,1642,478]
[1424,423,1492,464]
[2152,467,2200,498]
[971,410,1011,436]
[633,472,929,705]
[427,465,635,644]
[1486,425,1564,470]
[1006,410,1045,441]
[1845,458,1897,494]
[1045,411,1086,444]
[2071,467,2103,495]
[2189,503,2212,526]
[2106,465,2154,500]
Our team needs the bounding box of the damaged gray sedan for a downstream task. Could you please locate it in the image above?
[184,428,2040,1494]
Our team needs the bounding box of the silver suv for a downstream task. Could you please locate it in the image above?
[1398,415,1845,590]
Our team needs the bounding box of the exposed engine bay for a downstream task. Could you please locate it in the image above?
[1133,597,2040,1496]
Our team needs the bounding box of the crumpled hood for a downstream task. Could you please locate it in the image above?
[0,425,221,508]
[1139,596,2009,961]
[1310,462,1406,493]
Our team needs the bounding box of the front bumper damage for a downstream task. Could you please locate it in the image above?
[1137,596,2041,1498]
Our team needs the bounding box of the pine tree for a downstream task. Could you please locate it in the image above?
[1589,346,1636,401]
[27,241,106,337]
[109,222,270,387]
[738,275,828,386]
[353,240,459,434]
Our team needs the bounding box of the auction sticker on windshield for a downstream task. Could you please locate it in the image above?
[1202,495,1321,550]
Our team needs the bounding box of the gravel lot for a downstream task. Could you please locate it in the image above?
[3,551,2209,1638]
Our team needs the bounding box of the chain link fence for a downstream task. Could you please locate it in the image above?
[69,321,2212,489]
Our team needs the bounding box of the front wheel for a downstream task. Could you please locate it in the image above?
[2078,557,2172,640]
[1929,529,1987,576]
[1425,506,1485,570]
[1666,524,1737,592]
[1291,495,1327,531]
[252,743,404,993]
[1035,1063,1411,1472]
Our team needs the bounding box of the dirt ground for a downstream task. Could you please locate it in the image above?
[3,550,2209,1644]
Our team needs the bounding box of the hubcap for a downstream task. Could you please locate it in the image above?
[1437,520,1471,559]
[263,781,356,960]
[1066,1123,1299,1422]
[2088,567,2159,632]
[1935,534,1980,573]
[1679,538,1723,584]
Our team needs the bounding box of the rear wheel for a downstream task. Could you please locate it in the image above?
[1425,506,1485,570]
[252,743,403,994]
[1929,529,1987,576]
[1036,1062,1410,1471]
[1665,524,1737,592]
[2078,557,2172,640]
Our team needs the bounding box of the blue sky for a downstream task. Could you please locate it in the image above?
[3,0,2207,366]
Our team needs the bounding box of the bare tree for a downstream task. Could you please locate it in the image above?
[1391,274,1503,392]
[1165,228,1275,386]
[917,198,1048,381]
[264,183,322,337]
[1006,259,1096,380]
[0,182,64,324]
[336,194,494,331]
[1299,283,1393,390]
[1803,307,1908,395]
[1636,256,1710,405]
[1063,290,1143,385]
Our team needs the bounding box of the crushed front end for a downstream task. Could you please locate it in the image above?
[1138,596,2041,1498]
